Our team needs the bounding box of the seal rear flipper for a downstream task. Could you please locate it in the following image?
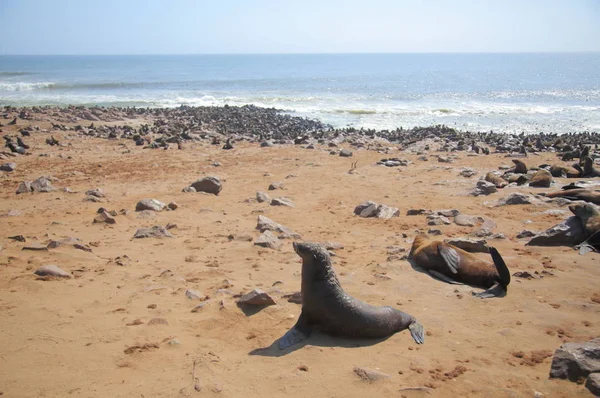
[278,326,309,350]
[489,247,511,288]
[428,270,462,285]
[408,322,424,344]
[472,282,507,298]
[437,244,460,274]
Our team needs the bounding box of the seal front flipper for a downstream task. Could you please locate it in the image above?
[489,247,511,289]
[408,322,425,344]
[437,244,460,274]
[278,311,312,350]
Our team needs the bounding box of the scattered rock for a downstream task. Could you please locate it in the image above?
[190,176,222,195]
[85,188,105,198]
[271,197,295,207]
[0,162,16,172]
[136,199,166,212]
[34,265,71,278]
[353,366,390,382]
[254,230,282,250]
[526,216,584,247]
[15,181,32,194]
[549,338,600,382]
[256,191,271,203]
[94,211,116,224]
[459,168,477,178]
[339,149,353,157]
[185,289,205,300]
[256,215,301,238]
[22,242,48,251]
[354,201,399,219]
[586,373,600,396]
[471,180,498,196]
[268,182,284,190]
[133,226,173,239]
[147,318,169,326]
[237,289,276,306]
[182,186,196,193]
[31,176,55,192]
[496,193,535,206]
[454,214,480,227]
[516,230,536,239]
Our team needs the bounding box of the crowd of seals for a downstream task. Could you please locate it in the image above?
[409,234,511,298]
[278,242,424,350]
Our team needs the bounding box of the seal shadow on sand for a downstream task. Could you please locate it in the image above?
[248,331,394,357]
[405,256,507,298]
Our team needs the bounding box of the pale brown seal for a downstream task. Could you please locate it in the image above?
[409,234,511,298]
[569,203,600,254]
[278,242,424,349]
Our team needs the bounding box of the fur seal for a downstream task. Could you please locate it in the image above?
[278,242,424,349]
[583,157,600,178]
[409,234,511,298]
[545,189,600,205]
[569,203,600,254]
[485,172,508,188]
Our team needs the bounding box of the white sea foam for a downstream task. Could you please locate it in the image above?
[0,81,55,91]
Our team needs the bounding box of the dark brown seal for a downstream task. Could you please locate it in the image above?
[409,234,511,298]
[278,242,424,349]
[545,189,600,205]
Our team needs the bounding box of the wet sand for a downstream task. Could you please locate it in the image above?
[0,109,598,397]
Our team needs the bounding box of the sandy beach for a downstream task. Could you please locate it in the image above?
[0,107,598,398]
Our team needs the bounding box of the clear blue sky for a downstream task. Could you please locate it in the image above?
[1,0,598,54]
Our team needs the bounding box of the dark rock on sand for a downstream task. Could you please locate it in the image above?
[34,265,71,278]
[254,230,282,250]
[133,226,173,239]
[0,162,16,172]
[136,198,166,212]
[549,338,600,382]
[526,216,585,247]
[237,289,276,306]
[190,176,222,195]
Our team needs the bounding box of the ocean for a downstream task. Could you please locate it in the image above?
[1,53,599,134]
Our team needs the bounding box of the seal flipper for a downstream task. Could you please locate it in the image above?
[438,244,460,274]
[489,247,511,288]
[473,282,507,298]
[278,311,312,350]
[408,322,425,344]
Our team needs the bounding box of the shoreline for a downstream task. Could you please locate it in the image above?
[3,104,600,141]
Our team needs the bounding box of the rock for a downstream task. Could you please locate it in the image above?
[407,209,428,216]
[167,201,178,210]
[436,209,460,217]
[256,215,301,238]
[94,211,116,224]
[185,289,204,300]
[549,338,600,381]
[454,214,480,227]
[375,204,400,219]
[353,366,390,382]
[254,230,282,250]
[31,176,55,192]
[526,216,585,247]
[256,191,271,203]
[190,176,222,195]
[34,265,71,278]
[473,180,498,196]
[445,238,489,253]
[182,186,196,193]
[237,289,276,306]
[133,226,173,239]
[586,373,600,396]
[496,193,535,206]
[85,188,105,198]
[47,237,80,249]
[15,181,32,194]
[84,195,105,203]
[428,229,443,235]
[268,182,284,190]
[284,292,303,304]
[529,169,553,188]
[427,215,452,225]
[354,201,379,218]
[516,230,536,239]
[148,317,169,326]
[136,198,166,212]
[459,168,477,178]
[0,162,16,172]
[271,197,295,207]
[339,149,353,157]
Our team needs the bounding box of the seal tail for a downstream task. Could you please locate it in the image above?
[489,247,511,288]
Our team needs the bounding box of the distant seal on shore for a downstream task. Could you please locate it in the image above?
[278,242,424,349]
[583,157,600,178]
[544,189,600,205]
[409,234,511,298]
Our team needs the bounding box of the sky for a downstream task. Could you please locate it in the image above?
[0,0,599,54]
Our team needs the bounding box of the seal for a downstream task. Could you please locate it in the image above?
[569,203,600,254]
[545,189,600,205]
[583,157,600,177]
[278,242,424,349]
[409,233,511,298]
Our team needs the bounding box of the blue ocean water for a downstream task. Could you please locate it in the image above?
[1,53,599,133]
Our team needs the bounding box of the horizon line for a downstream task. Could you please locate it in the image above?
[1,50,599,57]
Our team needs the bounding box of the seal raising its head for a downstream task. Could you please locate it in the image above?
[278,242,424,350]
[569,203,600,254]
[409,234,511,298]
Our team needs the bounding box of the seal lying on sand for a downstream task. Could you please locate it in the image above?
[545,189,600,205]
[569,203,600,254]
[409,234,511,298]
[278,242,424,350]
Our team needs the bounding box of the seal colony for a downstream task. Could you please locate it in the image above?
[278,242,424,349]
